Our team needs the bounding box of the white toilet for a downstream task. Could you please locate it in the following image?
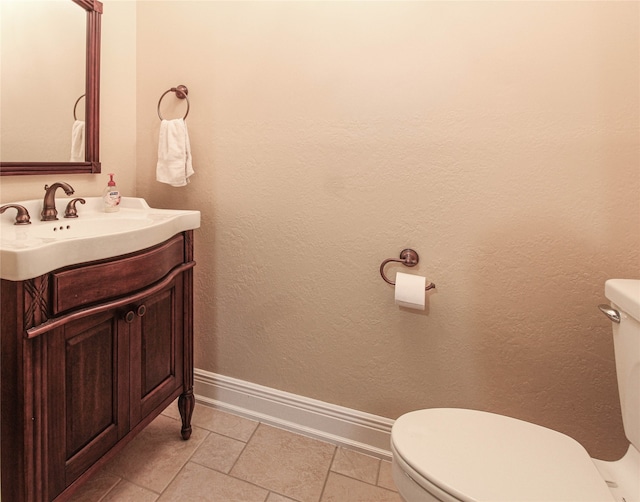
[391,279,640,502]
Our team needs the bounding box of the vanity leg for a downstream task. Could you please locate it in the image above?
[178,389,194,440]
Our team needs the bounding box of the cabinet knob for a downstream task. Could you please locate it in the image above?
[137,305,147,317]
[124,311,135,323]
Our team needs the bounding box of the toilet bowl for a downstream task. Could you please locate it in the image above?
[391,279,640,502]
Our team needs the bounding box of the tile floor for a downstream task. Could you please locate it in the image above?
[68,402,403,502]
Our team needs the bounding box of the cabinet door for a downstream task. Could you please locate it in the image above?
[46,308,129,498]
[129,273,185,426]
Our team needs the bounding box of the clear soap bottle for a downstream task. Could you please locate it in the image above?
[103,173,121,212]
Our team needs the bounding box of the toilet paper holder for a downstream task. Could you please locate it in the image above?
[380,249,436,290]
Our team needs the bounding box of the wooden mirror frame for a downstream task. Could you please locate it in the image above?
[0,0,102,177]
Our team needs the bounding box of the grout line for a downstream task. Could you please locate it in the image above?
[374,455,383,488]
[158,459,193,500]
[225,421,259,475]
[95,477,123,502]
[158,428,213,495]
[317,445,340,502]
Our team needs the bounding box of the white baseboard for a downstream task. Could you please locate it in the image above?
[194,369,394,460]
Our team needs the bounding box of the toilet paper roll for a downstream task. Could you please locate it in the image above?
[395,272,426,310]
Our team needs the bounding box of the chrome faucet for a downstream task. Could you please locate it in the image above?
[41,182,74,221]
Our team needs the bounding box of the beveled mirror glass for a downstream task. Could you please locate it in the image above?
[0,0,102,176]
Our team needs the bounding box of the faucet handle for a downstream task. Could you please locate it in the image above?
[64,198,86,218]
[0,204,32,225]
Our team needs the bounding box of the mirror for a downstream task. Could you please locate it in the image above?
[0,0,102,176]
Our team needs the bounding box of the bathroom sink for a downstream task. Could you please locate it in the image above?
[27,214,155,240]
[0,197,200,281]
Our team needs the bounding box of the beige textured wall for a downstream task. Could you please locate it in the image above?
[2,0,637,463]
[136,1,639,459]
[0,1,137,204]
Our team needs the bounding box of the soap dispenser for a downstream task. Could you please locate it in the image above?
[103,173,121,212]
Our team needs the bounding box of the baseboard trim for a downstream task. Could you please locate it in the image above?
[194,369,394,459]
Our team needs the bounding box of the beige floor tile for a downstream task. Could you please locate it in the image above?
[190,431,247,473]
[377,460,398,491]
[67,471,121,502]
[160,400,182,421]
[66,404,402,502]
[330,447,380,485]
[231,424,336,502]
[190,404,259,441]
[266,493,299,502]
[320,472,404,502]
[101,480,159,501]
[158,462,268,501]
[104,414,208,493]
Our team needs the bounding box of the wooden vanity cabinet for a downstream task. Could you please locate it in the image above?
[1,231,196,502]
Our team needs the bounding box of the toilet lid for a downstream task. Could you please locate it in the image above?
[391,408,615,502]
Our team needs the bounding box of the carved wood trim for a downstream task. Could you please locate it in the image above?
[23,276,50,330]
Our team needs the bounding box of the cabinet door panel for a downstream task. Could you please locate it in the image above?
[141,289,174,395]
[130,275,184,424]
[47,310,129,496]
[66,319,118,457]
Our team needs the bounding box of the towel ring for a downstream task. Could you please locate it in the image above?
[380,249,436,291]
[73,94,85,120]
[157,85,190,120]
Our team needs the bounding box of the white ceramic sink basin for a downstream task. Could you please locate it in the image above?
[0,197,200,281]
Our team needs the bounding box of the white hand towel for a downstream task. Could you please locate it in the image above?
[70,120,85,162]
[156,119,195,187]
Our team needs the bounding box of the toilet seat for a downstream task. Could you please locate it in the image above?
[391,408,615,502]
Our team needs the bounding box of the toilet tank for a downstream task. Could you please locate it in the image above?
[605,279,640,451]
